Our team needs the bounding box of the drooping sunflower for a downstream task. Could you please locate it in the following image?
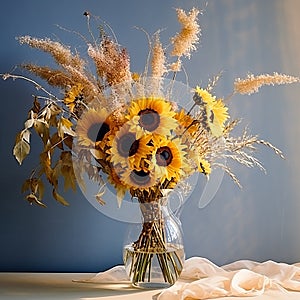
[151,135,189,183]
[126,97,178,138]
[64,83,84,113]
[194,86,229,137]
[108,123,152,169]
[76,108,113,148]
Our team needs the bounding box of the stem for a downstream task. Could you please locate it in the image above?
[125,195,184,287]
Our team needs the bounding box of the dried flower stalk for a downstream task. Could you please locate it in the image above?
[87,39,131,86]
[151,33,167,78]
[234,72,299,95]
[18,36,85,70]
[22,64,73,88]
[170,8,201,58]
[62,65,99,102]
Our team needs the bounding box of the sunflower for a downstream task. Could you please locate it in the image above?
[64,83,84,113]
[76,108,113,148]
[175,108,199,138]
[151,135,189,183]
[120,167,159,191]
[198,158,211,176]
[126,97,178,138]
[108,123,152,169]
[194,86,229,137]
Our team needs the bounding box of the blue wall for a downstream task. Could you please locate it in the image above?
[1,0,300,272]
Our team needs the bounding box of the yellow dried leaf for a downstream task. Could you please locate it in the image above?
[24,110,36,129]
[63,169,76,191]
[13,137,30,165]
[22,178,45,201]
[22,129,31,144]
[50,132,64,150]
[60,151,76,191]
[34,120,50,144]
[40,151,54,185]
[52,161,61,186]
[32,97,41,113]
[37,178,45,200]
[52,189,69,206]
[21,179,32,193]
[30,178,39,194]
[26,193,47,207]
[58,117,75,138]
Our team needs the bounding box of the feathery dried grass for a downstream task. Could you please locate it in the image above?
[22,64,73,87]
[169,60,182,72]
[225,127,284,171]
[151,33,167,77]
[18,36,85,70]
[63,65,99,103]
[88,38,131,86]
[234,72,299,95]
[171,8,201,58]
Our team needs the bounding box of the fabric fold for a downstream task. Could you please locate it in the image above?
[84,257,300,299]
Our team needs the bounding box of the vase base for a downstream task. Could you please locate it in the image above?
[132,281,173,289]
[124,243,184,289]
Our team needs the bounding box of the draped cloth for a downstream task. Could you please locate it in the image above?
[85,257,300,300]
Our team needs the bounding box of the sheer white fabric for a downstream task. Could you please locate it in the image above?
[86,257,300,299]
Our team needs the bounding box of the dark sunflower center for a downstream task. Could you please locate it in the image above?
[209,109,215,123]
[88,122,110,142]
[156,146,173,166]
[117,133,139,157]
[130,170,151,186]
[138,108,160,132]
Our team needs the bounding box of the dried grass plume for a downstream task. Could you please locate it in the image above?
[234,72,300,95]
[18,36,85,70]
[151,33,167,78]
[170,8,201,59]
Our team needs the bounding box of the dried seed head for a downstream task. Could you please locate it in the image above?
[234,72,300,95]
[151,34,167,77]
[170,8,201,59]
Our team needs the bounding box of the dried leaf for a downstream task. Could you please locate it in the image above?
[32,97,41,113]
[34,120,50,144]
[63,135,73,149]
[50,132,64,150]
[13,134,30,165]
[52,189,69,206]
[24,110,36,129]
[60,151,76,191]
[37,179,45,200]
[39,151,55,186]
[21,179,31,194]
[57,117,75,138]
[22,129,31,144]
[22,178,45,202]
[25,193,47,207]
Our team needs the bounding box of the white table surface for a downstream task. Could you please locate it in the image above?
[1,272,300,300]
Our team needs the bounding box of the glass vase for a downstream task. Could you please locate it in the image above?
[123,189,185,289]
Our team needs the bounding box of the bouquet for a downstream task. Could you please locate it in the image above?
[2,8,298,287]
